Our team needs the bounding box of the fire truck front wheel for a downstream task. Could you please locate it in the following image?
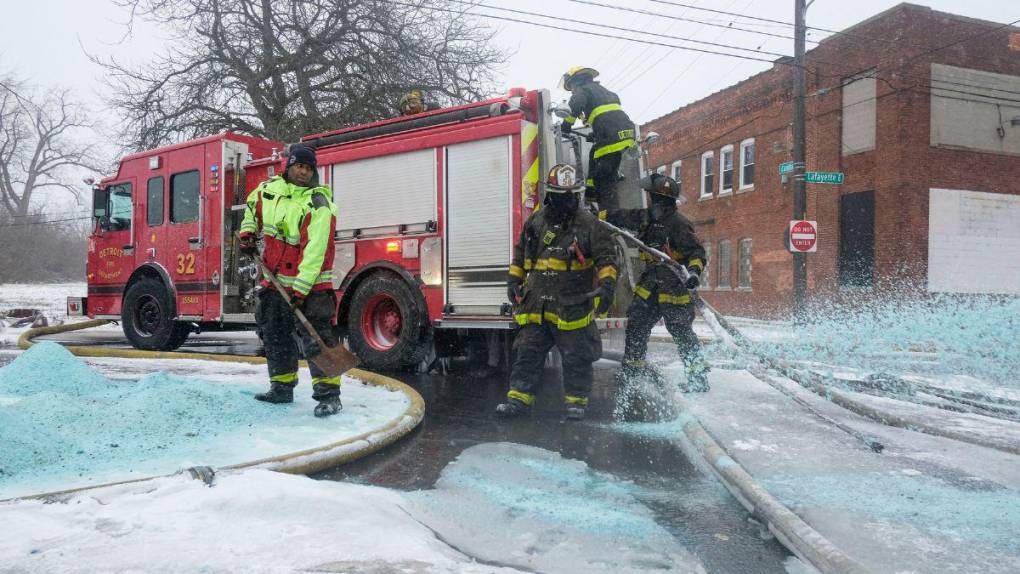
[347,273,430,371]
[122,277,191,351]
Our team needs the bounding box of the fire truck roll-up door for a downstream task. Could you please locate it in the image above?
[332,148,437,235]
[444,136,512,315]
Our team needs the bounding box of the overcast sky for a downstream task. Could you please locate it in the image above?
[1,0,1017,158]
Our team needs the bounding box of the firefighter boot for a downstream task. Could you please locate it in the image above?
[312,382,343,418]
[564,396,588,421]
[495,398,531,418]
[254,382,295,404]
[681,360,711,393]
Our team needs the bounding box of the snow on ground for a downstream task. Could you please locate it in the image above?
[406,442,706,574]
[0,282,103,347]
[0,469,521,574]
[0,342,409,499]
[0,443,710,574]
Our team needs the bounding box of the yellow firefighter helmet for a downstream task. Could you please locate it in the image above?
[559,66,599,91]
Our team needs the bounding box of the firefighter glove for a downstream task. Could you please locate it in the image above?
[596,279,615,315]
[290,291,307,311]
[507,281,524,305]
[685,270,701,290]
[560,120,573,134]
[239,234,258,256]
[584,132,595,143]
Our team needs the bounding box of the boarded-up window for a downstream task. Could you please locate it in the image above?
[842,71,876,155]
[930,63,1020,155]
[928,188,1020,295]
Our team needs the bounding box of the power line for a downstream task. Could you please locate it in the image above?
[610,0,705,87]
[3,215,92,227]
[649,0,793,27]
[568,0,811,44]
[391,1,782,64]
[447,0,788,59]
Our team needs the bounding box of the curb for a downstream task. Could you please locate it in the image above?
[674,397,870,574]
[7,321,426,501]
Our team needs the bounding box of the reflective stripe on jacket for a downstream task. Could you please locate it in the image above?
[239,176,338,296]
[508,207,618,330]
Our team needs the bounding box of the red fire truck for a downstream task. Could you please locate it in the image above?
[75,88,645,370]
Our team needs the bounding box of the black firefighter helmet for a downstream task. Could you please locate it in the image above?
[640,172,680,200]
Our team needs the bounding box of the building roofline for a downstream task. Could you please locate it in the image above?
[644,2,1020,128]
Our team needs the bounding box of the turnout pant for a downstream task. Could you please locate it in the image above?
[255,288,341,398]
[586,148,624,209]
[623,293,702,369]
[507,322,603,407]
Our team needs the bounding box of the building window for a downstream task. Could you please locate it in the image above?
[106,182,132,232]
[170,170,200,224]
[656,165,667,175]
[842,70,876,155]
[147,176,164,226]
[739,139,755,190]
[720,145,734,194]
[671,160,682,196]
[701,243,711,289]
[738,238,752,289]
[717,240,732,288]
[700,151,714,199]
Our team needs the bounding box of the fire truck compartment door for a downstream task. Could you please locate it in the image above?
[331,148,436,232]
[444,136,512,314]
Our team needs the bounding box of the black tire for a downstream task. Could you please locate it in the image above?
[121,277,191,351]
[347,273,431,371]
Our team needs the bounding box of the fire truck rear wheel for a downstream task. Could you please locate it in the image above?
[122,277,191,351]
[347,273,430,371]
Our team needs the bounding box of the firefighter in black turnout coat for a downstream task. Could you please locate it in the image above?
[612,174,710,391]
[559,66,636,213]
[497,164,619,421]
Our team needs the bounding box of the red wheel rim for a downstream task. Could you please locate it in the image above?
[361,293,402,351]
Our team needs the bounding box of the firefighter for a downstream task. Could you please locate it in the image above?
[558,66,636,214]
[238,144,343,418]
[611,173,710,392]
[398,90,433,115]
[497,164,619,421]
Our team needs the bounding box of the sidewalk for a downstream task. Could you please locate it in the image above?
[681,366,1020,573]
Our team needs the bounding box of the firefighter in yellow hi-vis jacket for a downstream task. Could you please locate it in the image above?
[238,144,343,417]
[610,173,710,392]
[497,164,619,421]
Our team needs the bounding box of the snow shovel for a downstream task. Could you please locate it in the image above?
[247,251,359,377]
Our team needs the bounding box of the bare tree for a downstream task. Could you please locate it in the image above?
[0,76,102,218]
[96,0,508,150]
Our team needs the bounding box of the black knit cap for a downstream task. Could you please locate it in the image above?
[286,145,317,169]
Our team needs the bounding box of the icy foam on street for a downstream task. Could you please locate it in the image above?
[0,342,409,499]
[406,442,707,574]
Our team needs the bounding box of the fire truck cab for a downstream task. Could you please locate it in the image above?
[79,88,645,370]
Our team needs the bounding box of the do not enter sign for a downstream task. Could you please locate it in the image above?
[789,220,817,253]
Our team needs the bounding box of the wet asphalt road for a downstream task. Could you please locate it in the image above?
[6,330,791,572]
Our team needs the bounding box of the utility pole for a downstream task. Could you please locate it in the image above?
[791,0,808,323]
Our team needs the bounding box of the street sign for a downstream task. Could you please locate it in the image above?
[789,220,817,253]
[779,161,796,175]
[803,171,844,184]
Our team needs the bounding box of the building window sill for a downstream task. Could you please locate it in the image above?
[715,286,732,291]
[736,286,752,291]
[719,189,733,197]
[698,195,713,202]
[737,185,754,194]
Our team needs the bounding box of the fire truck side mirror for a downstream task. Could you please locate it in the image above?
[92,187,109,221]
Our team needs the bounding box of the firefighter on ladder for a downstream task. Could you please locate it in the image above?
[558,66,636,216]
[610,173,710,392]
[497,164,619,421]
[238,144,343,417]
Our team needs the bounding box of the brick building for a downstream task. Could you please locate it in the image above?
[641,3,1020,318]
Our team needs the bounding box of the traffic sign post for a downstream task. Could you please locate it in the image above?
[789,220,818,253]
[802,171,844,184]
